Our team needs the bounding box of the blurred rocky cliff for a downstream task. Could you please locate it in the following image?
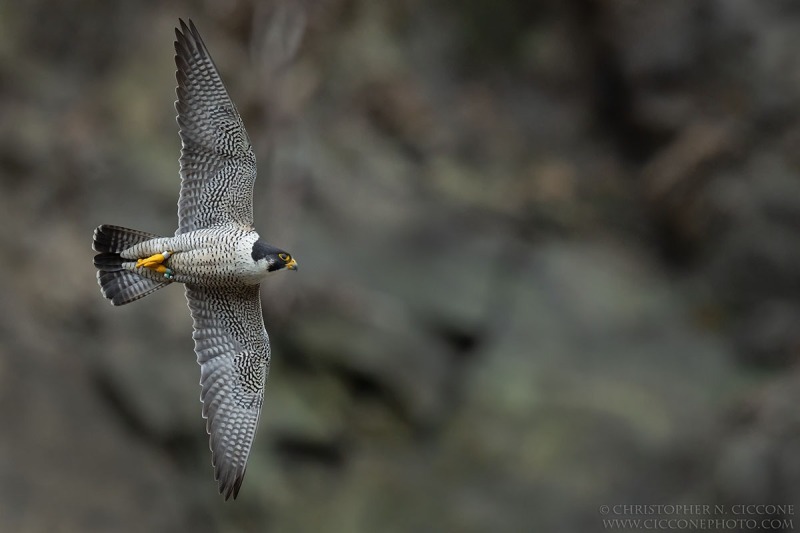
[2,1,800,531]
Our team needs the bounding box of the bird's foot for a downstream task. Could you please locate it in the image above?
[136,251,173,273]
[147,264,174,279]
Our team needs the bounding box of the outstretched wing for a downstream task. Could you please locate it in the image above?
[185,284,270,500]
[174,19,257,234]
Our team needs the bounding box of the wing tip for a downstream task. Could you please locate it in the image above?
[215,461,245,501]
[173,16,226,118]
[206,406,249,500]
[176,18,194,42]
[174,18,207,59]
[174,19,193,58]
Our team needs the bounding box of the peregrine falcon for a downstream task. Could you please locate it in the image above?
[92,19,297,500]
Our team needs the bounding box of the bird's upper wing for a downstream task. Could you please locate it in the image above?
[174,19,257,234]
[185,284,270,500]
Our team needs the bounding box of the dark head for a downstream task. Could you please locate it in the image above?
[251,240,298,273]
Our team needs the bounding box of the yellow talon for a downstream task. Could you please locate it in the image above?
[136,251,172,270]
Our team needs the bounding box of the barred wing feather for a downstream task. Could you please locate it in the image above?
[174,19,257,234]
[185,284,270,500]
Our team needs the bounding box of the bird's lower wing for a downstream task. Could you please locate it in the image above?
[185,283,270,500]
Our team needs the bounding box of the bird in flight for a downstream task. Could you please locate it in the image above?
[92,19,297,500]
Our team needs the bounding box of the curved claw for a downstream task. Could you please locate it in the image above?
[136,251,173,270]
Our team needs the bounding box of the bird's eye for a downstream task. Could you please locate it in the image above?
[278,253,291,262]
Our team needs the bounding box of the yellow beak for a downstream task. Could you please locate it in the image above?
[285,258,298,271]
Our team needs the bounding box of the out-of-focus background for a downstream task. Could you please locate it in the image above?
[2,1,800,531]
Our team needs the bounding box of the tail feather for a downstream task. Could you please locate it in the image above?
[98,269,170,306]
[93,252,125,271]
[93,225,170,306]
[93,224,160,254]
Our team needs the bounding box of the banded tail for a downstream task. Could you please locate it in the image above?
[93,224,170,306]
